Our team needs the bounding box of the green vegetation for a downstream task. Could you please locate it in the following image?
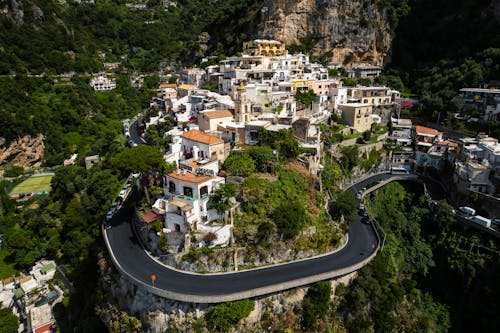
[111,145,173,176]
[328,191,358,225]
[9,175,53,195]
[3,166,24,178]
[0,248,17,279]
[207,299,255,331]
[295,89,317,107]
[0,75,150,165]
[274,199,309,238]
[0,308,18,333]
[0,0,265,74]
[359,148,383,170]
[209,183,238,214]
[301,281,332,330]
[338,182,447,332]
[334,181,499,332]
[144,117,175,148]
[259,128,300,160]
[222,153,256,177]
[409,48,500,137]
[392,0,499,67]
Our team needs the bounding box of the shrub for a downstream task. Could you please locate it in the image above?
[3,166,24,178]
[301,281,332,330]
[207,299,255,331]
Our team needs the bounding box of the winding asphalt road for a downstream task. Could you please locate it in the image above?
[108,120,449,302]
[103,172,446,303]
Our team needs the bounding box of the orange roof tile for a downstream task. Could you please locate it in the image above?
[438,140,458,148]
[159,83,176,89]
[202,110,233,119]
[415,125,442,136]
[34,322,54,333]
[179,84,196,90]
[167,171,212,184]
[181,129,223,145]
[143,211,163,224]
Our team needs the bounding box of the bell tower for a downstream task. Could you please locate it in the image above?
[234,82,251,123]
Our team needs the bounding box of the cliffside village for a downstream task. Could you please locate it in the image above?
[0,260,61,333]
[120,40,499,250]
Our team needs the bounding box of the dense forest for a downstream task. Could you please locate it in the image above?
[335,182,499,333]
[0,0,264,74]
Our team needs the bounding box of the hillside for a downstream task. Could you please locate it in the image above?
[391,0,500,68]
[0,0,264,74]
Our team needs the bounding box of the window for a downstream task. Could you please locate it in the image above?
[200,186,208,197]
[168,181,176,193]
[183,186,193,197]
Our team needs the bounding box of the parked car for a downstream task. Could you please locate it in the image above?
[458,206,476,216]
[105,209,115,221]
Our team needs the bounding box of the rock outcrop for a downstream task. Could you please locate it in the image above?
[97,245,358,333]
[260,0,392,66]
[0,134,45,170]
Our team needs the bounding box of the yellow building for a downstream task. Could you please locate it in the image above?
[242,39,286,57]
[340,103,373,133]
[291,79,313,92]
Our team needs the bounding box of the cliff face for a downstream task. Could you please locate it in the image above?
[260,0,392,66]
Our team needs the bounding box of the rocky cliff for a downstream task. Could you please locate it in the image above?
[259,0,393,66]
[0,134,45,170]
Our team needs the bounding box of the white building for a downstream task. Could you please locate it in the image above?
[89,74,116,91]
[453,161,494,195]
[181,129,228,163]
[390,117,412,146]
[163,169,225,233]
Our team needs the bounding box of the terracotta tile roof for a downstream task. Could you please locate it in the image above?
[34,322,54,333]
[437,140,458,148]
[143,211,163,224]
[178,84,196,90]
[201,110,233,119]
[167,171,212,184]
[159,83,176,89]
[415,125,442,136]
[181,129,223,145]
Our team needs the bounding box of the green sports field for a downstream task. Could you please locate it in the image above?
[9,175,53,195]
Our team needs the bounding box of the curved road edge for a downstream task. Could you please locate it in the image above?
[102,223,379,303]
[103,172,431,303]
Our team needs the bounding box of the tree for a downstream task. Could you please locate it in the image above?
[248,146,276,172]
[342,78,357,86]
[273,199,308,238]
[209,183,238,214]
[223,153,256,177]
[295,89,317,107]
[328,191,358,225]
[340,145,359,171]
[207,299,255,331]
[112,145,171,175]
[301,281,332,330]
[0,308,19,333]
[259,128,300,160]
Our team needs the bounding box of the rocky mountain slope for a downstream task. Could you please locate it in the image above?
[259,0,402,66]
[0,134,44,170]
